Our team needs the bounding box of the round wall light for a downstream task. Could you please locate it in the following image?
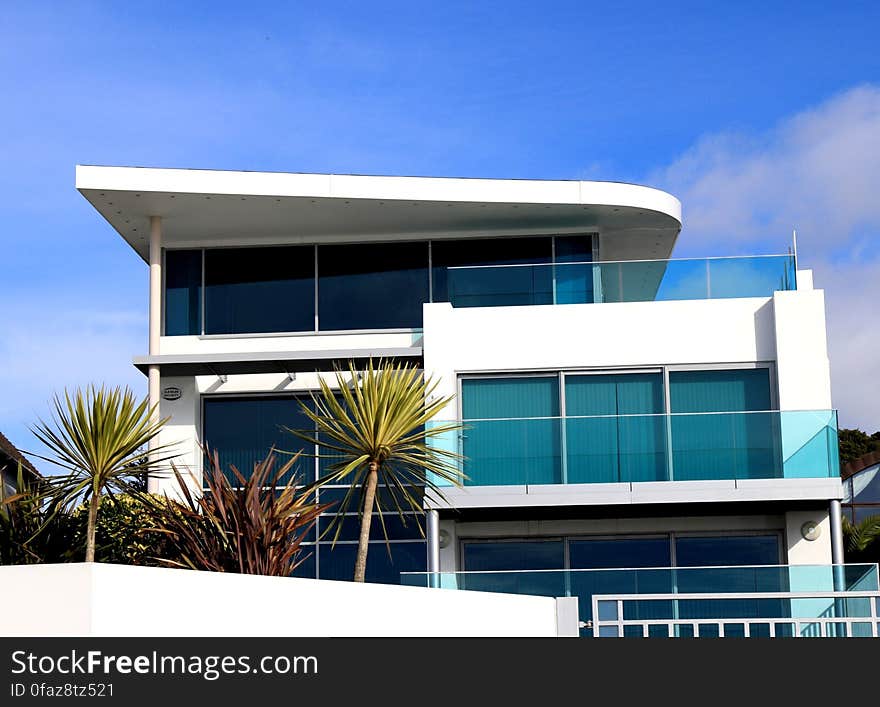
[438,529,451,550]
[801,521,821,541]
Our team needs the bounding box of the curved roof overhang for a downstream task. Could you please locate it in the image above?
[76,166,683,262]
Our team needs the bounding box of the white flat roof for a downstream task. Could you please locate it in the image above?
[76,166,682,261]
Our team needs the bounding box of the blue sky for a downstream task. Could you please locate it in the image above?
[1,1,879,457]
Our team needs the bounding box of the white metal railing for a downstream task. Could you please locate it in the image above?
[590,590,880,638]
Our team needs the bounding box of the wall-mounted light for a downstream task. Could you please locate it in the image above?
[801,521,822,541]
[438,529,451,549]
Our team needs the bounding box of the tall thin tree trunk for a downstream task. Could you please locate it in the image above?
[85,493,100,563]
[353,462,379,582]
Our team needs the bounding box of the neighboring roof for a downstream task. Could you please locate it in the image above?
[0,431,39,479]
[75,166,683,263]
[842,450,880,480]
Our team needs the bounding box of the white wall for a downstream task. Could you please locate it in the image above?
[772,289,832,410]
[423,288,831,420]
[785,509,832,565]
[0,564,568,637]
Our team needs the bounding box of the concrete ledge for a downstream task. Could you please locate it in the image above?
[0,564,570,638]
[433,478,843,510]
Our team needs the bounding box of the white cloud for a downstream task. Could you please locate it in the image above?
[649,85,880,430]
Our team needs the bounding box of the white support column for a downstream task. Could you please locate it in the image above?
[147,216,162,494]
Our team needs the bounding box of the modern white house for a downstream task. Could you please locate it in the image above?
[76,165,879,637]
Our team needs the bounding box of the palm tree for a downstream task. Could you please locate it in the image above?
[290,360,463,582]
[31,385,173,562]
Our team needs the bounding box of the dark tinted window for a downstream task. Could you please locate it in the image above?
[431,236,552,304]
[462,540,565,571]
[202,395,315,486]
[165,249,202,335]
[569,538,671,569]
[205,246,314,334]
[317,242,428,330]
[675,535,780,567]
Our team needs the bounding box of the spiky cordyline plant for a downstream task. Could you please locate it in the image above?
[289,360,464,583]
[143,450,326,576]
[31,385,174,562]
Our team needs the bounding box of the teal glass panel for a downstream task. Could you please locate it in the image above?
[554,235,594,304]
[598,259,675,303]
[565,373,666,482]
[461,377,560,485]
[443,255,796,308]
[706,256,797,299]
[164,249,202,335]
[669,368,771,413]
[749,623,771,637]
[781,410,839,478]
[850,622,873,637]
[669,369,777,480]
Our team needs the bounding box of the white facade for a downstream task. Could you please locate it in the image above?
[77,166,844,591]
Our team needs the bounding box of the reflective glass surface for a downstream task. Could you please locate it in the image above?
[205,246,314,334]
[318,241,428,330]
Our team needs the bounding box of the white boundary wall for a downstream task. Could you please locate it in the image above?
[0,564,573,637]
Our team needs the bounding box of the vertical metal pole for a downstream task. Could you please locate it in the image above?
[426,509,440,588]
[830,500,844,565]
[148,216,162,494]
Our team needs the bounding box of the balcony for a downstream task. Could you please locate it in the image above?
[431,409,839,486]
[401,564,880,637]
[445,254,796,308]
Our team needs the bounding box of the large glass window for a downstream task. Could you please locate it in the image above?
[317,242,428,330]
[669,368,776,480]
[674,534,780,567]
[202,395,315,486]
[164,250,202,335]
[461,539,566,596]
[432,236,553,306]
[564,373,666,482]
[569,537,671,569]
[201,394,426,584]
[461,376,560,485]
[205,246,314,334]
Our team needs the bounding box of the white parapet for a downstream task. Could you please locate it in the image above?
[0,564,575,638]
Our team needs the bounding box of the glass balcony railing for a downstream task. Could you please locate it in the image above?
[400,564,880,633]
[445,254,796,308]
[429,409,839,486]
